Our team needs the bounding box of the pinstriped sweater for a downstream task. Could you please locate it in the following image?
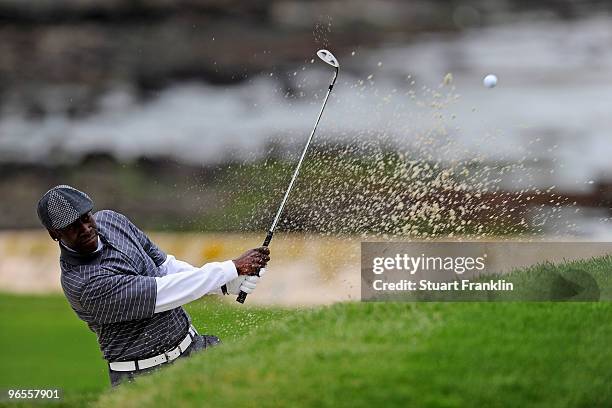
[59,210,190,362]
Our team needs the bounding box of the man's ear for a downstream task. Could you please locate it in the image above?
[47,229,60,242]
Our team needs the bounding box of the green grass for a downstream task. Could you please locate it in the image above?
[0,294,105,407]
[2,256,612,407]
[95,302,612,408]
[0,294,289,407]
[94,256,612,408]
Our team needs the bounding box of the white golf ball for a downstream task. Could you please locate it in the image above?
[483,74,498,88]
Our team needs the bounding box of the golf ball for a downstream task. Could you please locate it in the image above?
[483,74,498,88]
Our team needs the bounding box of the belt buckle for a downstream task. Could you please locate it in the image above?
[137,328,193,369]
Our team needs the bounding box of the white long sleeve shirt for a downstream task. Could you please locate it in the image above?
[62,238,237,313]
[154,255,238,313]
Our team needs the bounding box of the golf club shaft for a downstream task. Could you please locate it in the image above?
[236,70,338,304]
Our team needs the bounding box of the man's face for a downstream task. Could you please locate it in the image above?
[51,212,98,253]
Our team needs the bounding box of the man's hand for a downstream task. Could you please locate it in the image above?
[225,269,267,295]
[232,247,270,276]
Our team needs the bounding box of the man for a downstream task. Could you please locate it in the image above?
[36,185,270,387]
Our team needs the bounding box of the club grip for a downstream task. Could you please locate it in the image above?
[236,290,248,303]
[236,231,274,304]
[262,230,273,247]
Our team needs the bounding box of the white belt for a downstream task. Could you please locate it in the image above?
[109,326,198,372]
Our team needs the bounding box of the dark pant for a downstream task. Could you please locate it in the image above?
[109,334,221,387]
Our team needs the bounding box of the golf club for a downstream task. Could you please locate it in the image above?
[237,49,340,303]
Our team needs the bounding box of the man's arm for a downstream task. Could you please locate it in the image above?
[79,262,244,322]
[154,247,269,313]
[159,255,201,275]
[118,212,167,267]
[158,255,229,295]
[154,260,238,313]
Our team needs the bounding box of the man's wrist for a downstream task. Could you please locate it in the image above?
[221,260,239,280]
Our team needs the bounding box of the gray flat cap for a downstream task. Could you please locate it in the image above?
[37,185,94,230]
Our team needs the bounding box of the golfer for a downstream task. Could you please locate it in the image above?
[36,185,270,387]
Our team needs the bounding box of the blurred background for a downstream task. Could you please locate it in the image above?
[1,0,612,303]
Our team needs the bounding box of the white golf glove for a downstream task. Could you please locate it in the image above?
[225,268,266,295]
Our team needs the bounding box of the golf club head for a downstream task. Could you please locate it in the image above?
[317,49,339,69]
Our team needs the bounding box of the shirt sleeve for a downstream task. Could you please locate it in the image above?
[154,259,238,313]
[158,255,201,276]
[80,271,157,324]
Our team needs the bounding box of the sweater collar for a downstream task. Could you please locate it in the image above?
[60,233,107,266]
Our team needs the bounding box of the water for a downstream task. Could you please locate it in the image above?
[1,17,610,236]
[1,18,610,176]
